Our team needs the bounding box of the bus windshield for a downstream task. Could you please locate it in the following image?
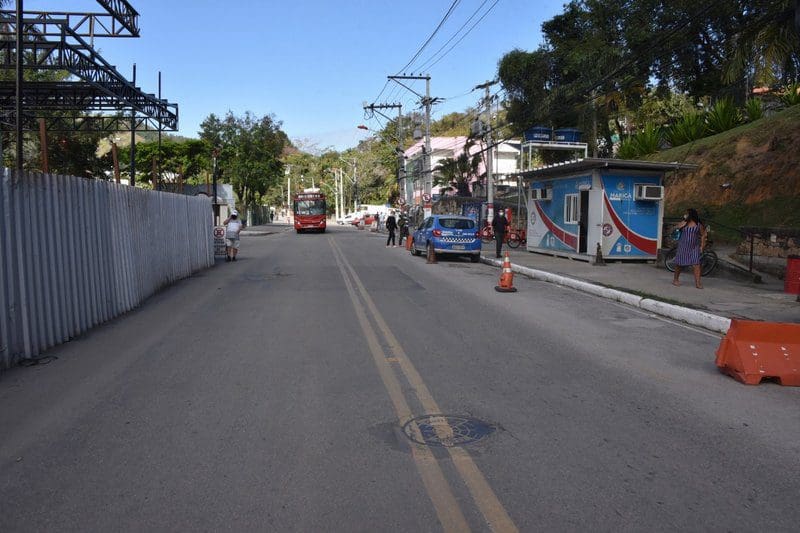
[295,200,326,216]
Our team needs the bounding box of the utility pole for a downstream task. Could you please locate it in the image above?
[475,80,498,222]
[353,159,358,210]
[591,89,598,158]
[362,102,404,202]
[15,0,23,175]
[157,71,162,189]
[424,76,432,199]
[388,75,439,212]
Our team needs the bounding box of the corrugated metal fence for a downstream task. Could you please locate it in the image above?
[0,169,214,369]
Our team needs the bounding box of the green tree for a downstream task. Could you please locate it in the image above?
[724,0,800,87]
[199,111,288,209]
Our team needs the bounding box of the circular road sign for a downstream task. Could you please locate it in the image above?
[422,193,432,203]
[213,227,225,238]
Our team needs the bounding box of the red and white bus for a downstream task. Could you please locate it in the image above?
[293,189,327,233]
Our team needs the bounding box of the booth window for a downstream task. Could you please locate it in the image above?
[564,194,579,224]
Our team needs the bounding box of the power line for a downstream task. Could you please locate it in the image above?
[370,80,391,107]
[418,0,501,72]
[415,0,494,73]
[395,0,462,75]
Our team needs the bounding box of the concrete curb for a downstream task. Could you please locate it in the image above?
[240,230,278,236]
[481,256,731,335]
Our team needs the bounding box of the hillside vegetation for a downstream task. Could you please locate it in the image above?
[649,105,800,238]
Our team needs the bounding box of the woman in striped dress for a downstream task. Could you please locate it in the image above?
[672,208,707,288]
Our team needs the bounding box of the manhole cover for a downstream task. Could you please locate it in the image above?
[402,415,496,447]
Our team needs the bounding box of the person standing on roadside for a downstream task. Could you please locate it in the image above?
[224,210,243,262]
[672,208,707,288]
[492,208,508,258]
[398,210,409,246]
[385,210,398,247]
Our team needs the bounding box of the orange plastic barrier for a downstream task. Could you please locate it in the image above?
[715,319,800,386]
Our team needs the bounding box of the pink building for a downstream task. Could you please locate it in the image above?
[403,136,520,203]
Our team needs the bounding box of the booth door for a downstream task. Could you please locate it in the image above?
[579,189,604,255]
[578,190,590,253]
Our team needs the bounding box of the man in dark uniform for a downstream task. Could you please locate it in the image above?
[398,210,409,246]
[385,210,398,247]
[491,208,508,258]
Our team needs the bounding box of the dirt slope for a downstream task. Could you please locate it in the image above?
[649,105,800,230]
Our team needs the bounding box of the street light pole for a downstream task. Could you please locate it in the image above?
[130,63,136,187]
[285,166,291,221]
[342,169,346,214]
[212,148,219,224]
[335,170,340,221]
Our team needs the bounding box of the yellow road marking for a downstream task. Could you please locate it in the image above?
[329,237,518,533]
[329,238,471,533]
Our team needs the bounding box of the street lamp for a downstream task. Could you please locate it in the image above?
[285,166,291,221]
[212,147,220,223]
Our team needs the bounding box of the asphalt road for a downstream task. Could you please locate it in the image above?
[1,224,799,532]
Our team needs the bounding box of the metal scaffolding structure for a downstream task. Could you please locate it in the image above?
[0,0,177,132]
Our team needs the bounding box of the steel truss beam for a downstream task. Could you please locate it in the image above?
[0,25,178,130]
[95,0,139,36]
[0,11,138,38]
[0,81,165,111]
[0,1,175,133]
[2,110,171,132]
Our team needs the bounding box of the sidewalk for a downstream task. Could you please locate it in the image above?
[482,243,798,328]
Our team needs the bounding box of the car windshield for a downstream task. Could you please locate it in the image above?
[295,200,325,216]
[439,218,475,230]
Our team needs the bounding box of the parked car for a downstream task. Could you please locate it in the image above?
[339,213,359,225]
[410,215,481,262]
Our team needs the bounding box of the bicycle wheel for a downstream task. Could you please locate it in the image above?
[507,232,521,248]
[700,251,718,276]
[663,248,677,272]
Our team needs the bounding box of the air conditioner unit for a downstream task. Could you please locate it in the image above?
[635,184,663,200]
[531,188,552,201]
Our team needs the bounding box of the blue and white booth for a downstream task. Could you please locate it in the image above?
[523,159,696,261]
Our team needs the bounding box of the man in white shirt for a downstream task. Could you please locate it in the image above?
[224,210,243,262]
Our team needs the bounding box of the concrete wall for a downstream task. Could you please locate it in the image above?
[0,170,214,370]
[735,227,800,278]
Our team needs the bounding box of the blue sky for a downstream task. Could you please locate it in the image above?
[32,1,565,151]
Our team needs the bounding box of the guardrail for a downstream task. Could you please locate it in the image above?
[0,170,214,370]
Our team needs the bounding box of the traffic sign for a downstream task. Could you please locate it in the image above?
[422,193,432,203]
[213,226,226,256]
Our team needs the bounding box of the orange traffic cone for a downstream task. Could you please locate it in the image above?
[426,243,437,264]
[495,252,517,292]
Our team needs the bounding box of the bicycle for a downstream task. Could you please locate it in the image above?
[507,227,527,249]
[663,240,718,276]
[479,224,526,247]
[479,224,494,243]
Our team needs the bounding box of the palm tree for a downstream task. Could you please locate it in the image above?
[725,0,800,86]
[433,139,481,197]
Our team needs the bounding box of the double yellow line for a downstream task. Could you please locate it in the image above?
[329,237,518,533]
